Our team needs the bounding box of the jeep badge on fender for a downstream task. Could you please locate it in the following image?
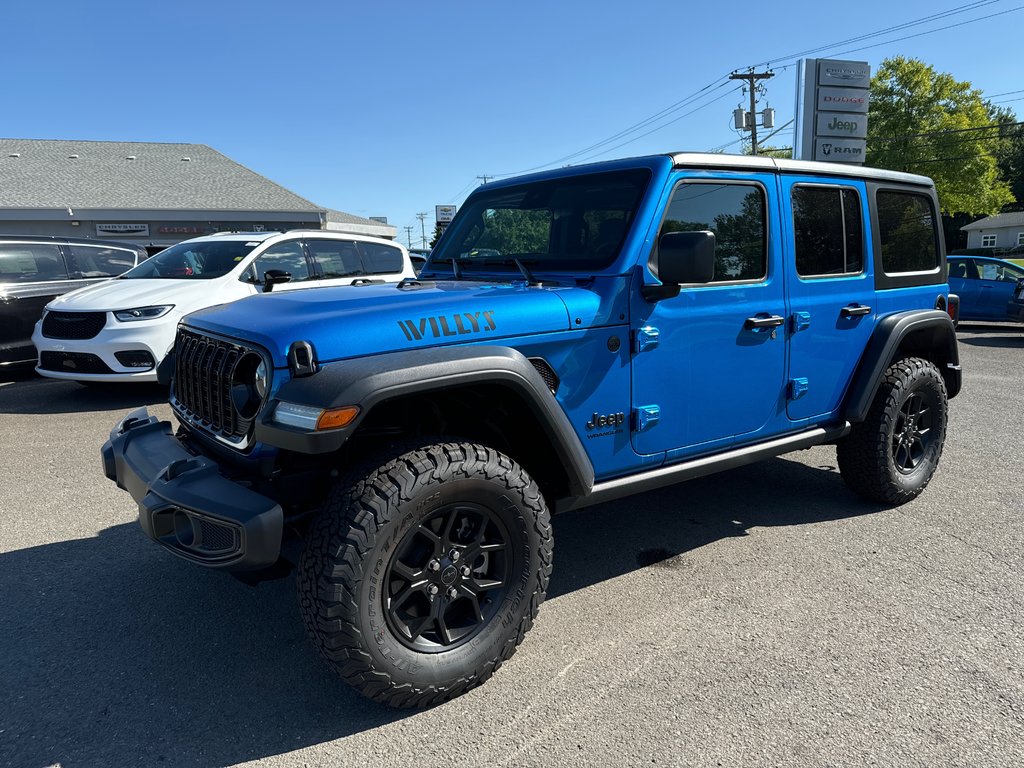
[102,152,961,708]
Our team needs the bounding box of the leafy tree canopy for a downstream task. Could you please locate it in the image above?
[865,56,1013,215]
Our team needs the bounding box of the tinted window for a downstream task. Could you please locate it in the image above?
[428,170,650,273]
[306,239,364,279]
[792,186,863,277]
[660,182,766,282]
[877,191,940,274]
[121,239,258,279]
[249,241,312,283]
[947,258,977,280]
[359,242,404,274]
[66,244,137,278]
[0,243,68,282]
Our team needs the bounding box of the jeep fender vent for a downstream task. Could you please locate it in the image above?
[528,357,559,395]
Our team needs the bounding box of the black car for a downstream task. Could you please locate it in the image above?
[0,236,148,367]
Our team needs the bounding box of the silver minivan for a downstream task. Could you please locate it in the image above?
[0,236,148,367]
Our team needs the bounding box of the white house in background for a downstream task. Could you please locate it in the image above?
[960,211,1024,250]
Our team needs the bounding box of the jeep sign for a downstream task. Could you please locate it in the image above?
[816,112,867,139]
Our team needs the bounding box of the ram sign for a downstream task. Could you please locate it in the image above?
[795,58,870,164]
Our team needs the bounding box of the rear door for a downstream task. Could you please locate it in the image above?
[781,177,876,422]
[0,242,75,364]
[631,171,788,459]
[947,257,980,318]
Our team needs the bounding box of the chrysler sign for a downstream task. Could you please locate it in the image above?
[96,223,149,237]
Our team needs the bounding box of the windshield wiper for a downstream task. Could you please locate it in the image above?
[454,257,543,286]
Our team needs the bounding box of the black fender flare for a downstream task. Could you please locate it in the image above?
[254,345,595,497]
[844,309,961,423]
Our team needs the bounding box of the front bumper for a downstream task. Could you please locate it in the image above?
[33,314,177,382]
[102,408,283,571]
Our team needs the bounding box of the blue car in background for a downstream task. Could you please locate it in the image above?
[947,255,1024,322]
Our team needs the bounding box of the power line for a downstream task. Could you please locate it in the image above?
[749,0,1007,69]
[869,120,1024,142]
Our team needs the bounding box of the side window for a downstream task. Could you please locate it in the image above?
[792,186,863,277]
[947,259,977,280]
[249,241,312,283]
[65,245,137,277]
[0,243,68,282]
[358,242,404,274]
[876,191,940,274]
[660,182,766,282]
[306,239,364,279]
[979,261,1024,282]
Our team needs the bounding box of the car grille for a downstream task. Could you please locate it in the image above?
[41,311,107,339]
[39,351,114,374]
[172,328,259,442]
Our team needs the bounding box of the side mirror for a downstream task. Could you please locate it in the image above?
[644,231,716,302]
[262,269,291,292]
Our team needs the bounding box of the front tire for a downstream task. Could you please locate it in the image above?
[837,356,948,505]
[297,441,552,708]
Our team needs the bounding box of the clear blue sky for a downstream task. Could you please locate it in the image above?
[5,0,1022,246]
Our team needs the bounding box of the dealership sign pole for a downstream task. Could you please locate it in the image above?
[794,58,870,164]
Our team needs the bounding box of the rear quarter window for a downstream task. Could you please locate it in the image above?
[66,244,138,277]
[876,190,940,275]
[0,243,68,282]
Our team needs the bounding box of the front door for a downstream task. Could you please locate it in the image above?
[631,172,788,460]
[781,177,876,422]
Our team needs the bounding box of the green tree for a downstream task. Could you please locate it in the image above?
[428,222,445,248]
[865,56,1013,215]
[990,105,1024,212]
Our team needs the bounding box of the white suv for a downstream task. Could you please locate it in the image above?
[33,230,415,383]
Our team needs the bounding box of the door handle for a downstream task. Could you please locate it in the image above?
[744,314,786,330]
[840,304,871,317]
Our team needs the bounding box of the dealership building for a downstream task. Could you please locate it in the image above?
[0,139,395,252]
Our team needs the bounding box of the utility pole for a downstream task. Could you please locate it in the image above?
[476,175,494,185]
[729,69,775,155]
[416,212,428,249]
[404,226,414,248]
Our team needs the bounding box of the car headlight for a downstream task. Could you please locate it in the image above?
[113,305,174,322]
[254,360,268,399]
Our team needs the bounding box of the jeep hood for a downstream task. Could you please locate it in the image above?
[184,280,575,367]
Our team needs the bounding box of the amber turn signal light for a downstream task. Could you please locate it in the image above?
[315,406,360,431]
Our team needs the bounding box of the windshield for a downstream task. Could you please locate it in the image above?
[120,239,260,280]
[425,169,650,276]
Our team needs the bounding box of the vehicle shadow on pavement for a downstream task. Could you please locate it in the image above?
[0,376,169,415]
[956,333,1024,349]
[548,454,883,600]
[0,524,405,768]
[1,456,877,767]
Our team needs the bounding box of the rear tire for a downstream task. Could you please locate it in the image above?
[297,441,552,708]
[837,357,948,505]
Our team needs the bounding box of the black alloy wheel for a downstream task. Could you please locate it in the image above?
[384,503,512,652]
[891,391,934,474]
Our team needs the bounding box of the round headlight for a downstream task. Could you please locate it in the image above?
[254,360,268,399]
[230,353,265,420]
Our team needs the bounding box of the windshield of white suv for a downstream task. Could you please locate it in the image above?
[120,240,260,279]
[424,169,650,276]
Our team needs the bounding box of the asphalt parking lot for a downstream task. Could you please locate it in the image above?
[1,324,1022,768]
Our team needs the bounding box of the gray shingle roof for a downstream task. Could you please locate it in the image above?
[0,139,322,212]
[325,209,385,227]
[961,211,1024,231]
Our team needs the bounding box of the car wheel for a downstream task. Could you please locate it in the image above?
[297,440,552,708]
[837,356,948,505]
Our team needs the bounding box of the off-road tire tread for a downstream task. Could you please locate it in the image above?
[297,440,552,708]
[837,356,947,505]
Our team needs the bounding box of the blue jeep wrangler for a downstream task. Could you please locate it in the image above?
[103,153,961,707]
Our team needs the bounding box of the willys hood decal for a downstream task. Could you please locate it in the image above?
[184,280,578,367]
